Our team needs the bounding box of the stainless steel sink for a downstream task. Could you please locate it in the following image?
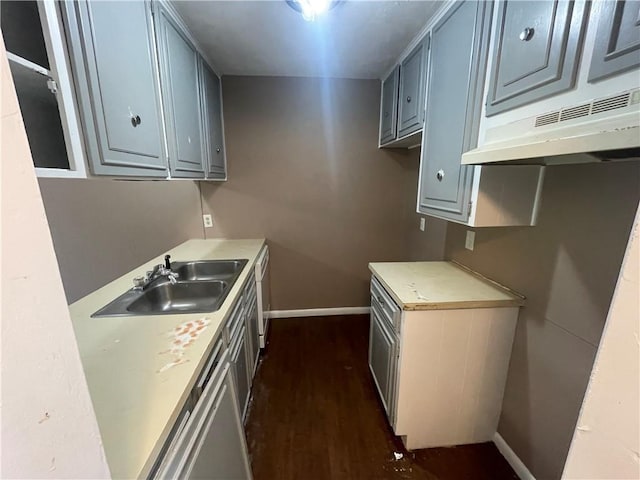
[92,259,248,317]
[126,280,228,314]
[171,259,247,281]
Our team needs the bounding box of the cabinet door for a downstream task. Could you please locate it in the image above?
[182,365,252,480]
[397,35,429,138]
[246,298,260,378]
[379,66,399,145]
[368,306,395,416]
[589,1,640,82]
[418,0,492,223]
[200,60,226,179]
[63,1,167,176]
[156,5,205,178]
[485,0,588,116]
[231,328,250,419]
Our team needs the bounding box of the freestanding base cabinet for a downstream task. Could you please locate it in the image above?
[368,262,524,450]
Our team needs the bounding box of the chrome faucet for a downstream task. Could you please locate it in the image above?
[133,261,179,290]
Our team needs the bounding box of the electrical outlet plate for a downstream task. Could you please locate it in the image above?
[465,230,475,251]
[419,218,426,231]
[203,214,213,228]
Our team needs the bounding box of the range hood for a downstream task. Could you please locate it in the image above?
[462,88,640,165]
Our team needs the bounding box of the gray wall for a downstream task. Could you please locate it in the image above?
[200,75,446,310]
[440,161,640,479]
[38,178,204,303]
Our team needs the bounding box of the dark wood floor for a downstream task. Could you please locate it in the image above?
[245,315,519,480]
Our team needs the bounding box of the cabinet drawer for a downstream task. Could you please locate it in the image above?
[370,277,400,330]
[243,279,256,307]
[226,300,245,345]
[193,337,225,400]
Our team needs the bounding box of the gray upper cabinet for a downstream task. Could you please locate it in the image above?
[155,4,205,178]
[485,0,588,116]
[379,66,399,145]
[418,0,493,222]
[589,1,640,83]
[397,35,429,138]
[200,59,226,180]
[62,1,168,177]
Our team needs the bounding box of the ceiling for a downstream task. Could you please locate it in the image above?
[172,1,442,79]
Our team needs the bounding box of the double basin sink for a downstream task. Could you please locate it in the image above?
[92,259,248,317]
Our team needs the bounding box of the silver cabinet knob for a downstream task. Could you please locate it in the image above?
[384,111,389,118]
[130,115,141,127]
[216,147,221,153]
[519,27,534,41]
[436,169,445,181]
[377,296,385,305]
[406,96,412,103]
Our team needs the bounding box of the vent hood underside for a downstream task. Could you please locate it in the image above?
[463,91,640,166]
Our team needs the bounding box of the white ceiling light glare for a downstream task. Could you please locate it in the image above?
[286,0,342,21]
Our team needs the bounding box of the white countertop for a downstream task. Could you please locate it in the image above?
[369,261,524,311]
[69,239,265,479]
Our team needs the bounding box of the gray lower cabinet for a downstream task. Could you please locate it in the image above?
[369,305,397,418]
[231,325,251,419]
[485,0,588,116]
[155,3,205,178]
[62,1,168,177]
[200,60,226,179]
[589,0,640,82]
[183,364,252,480]
[379,66,400,145]
[418,0,492,223]
[397,35,429,138]
[246,297,260,378]
[153,349,252,480]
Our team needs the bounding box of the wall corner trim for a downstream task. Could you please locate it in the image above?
[268,307,371,318]
[493,432,537,480]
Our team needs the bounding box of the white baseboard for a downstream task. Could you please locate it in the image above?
[493,432,536,480]
[267,307,370,318]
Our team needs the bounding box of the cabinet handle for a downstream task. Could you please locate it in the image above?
[216,147,221,153]
[406,96,412,103]
[519,27,535,41]
[130,115,141,127]
[384,111,389,118]
[377,295,385,306]
[436,169,445,181]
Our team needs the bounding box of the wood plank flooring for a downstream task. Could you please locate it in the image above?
[245,315,519,480]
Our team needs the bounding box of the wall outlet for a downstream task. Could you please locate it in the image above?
[203,214,213,228]
[465,230,475,251]
[419,217,426,231]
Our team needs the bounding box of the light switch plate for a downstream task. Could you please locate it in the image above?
[465,230,475,251]
[203,214,213,228]
[420,218,426,231]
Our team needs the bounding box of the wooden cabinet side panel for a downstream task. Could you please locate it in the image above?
[395,307,518,449]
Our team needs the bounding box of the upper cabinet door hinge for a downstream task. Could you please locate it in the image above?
[46,78,58,94]
[468,200,473,218]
